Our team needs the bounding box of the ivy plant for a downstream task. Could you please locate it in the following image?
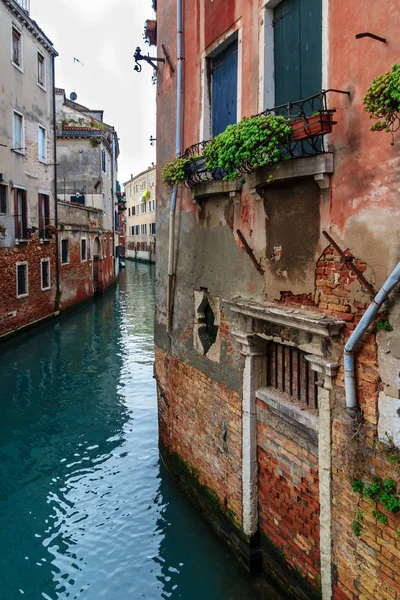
[203,114,291,181]
[351,477,400,535]
[363,63,400,143]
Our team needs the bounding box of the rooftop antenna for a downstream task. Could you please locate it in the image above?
[72,57,84,101]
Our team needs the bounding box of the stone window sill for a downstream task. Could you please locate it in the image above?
[191,179,242,203]
[256,387,319,441]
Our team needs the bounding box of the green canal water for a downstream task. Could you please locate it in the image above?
[0,262,284,600]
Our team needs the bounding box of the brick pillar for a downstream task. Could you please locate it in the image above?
[306,355,339,600]
[233,332,267,538]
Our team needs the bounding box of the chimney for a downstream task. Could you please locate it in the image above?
[130,174,133,180]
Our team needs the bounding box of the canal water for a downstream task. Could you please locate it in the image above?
[0,262,284,600]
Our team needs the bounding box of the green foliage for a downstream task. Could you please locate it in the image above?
[372,509,388,524]
[161,156,191,189]
[357,509,364,520]
[352,480,365,494]
[90,137,100,148]
[352,477,400,532]
[376,319,394,332]
[363,64,400,142]
[202,114,291,181]
[352,520,361,536]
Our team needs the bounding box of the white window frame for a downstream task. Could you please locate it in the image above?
[16,261,28,298]
[61,238,69,265]
[12,109,25,154]
[11,24,24,72]
[37,50,46,90]
[200,25,242,141]
[38,124,47,163]
[81,237,87,262]
[40,258,51,291]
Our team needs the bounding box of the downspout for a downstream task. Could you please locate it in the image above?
[344,262,400,409]
[52,54,60,310]
[166,0,183,333]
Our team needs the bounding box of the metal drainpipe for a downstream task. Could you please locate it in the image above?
[344,262,400,409]
[166,0,183,333]
[52,55,60,310]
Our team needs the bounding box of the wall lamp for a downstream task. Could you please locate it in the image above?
[134,47,165,73]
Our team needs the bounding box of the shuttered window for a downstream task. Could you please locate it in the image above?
[211,38,238,137]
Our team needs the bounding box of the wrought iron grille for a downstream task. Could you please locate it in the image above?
[267,342,318,410]
[180,89,349,188]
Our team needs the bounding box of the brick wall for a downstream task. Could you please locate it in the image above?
[0,234,56,337]
[257,399,321,591]
[155,345,243,526]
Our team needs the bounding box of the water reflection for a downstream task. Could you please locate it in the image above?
[0,263,276,600]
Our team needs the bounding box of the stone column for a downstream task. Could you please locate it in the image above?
[233,332,267,538]
[306,355,339,600]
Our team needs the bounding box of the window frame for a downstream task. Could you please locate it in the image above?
[37,50,46,90]
[0,185,7,215]
[14,186,28,240]
[61,238,69,265]
[11,25,23,72]
[81,237,87,262]
[12,109,25,154]
[40,258,51,291]
[38,125,47,163]
[38,193,50,239]
[16,261,28,298]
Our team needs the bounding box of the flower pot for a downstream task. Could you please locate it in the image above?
[144,20,157,46]
[290,112,334,141]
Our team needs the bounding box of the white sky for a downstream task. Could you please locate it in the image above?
[31,0,157,185]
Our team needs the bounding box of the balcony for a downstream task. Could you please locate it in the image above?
[177,90,348,191]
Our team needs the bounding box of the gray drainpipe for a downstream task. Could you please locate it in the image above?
[344,262,400,409]
[166,0,183,333]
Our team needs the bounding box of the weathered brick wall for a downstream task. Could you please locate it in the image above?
[155,345,243,526]
[0,235,56,337]
[257,399,321,590]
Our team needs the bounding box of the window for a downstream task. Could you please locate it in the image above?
[132,205,135,216]
[102,150,106,173]
[148,201,152,212]
[12,111,24,152]
[12,26,23,69]
[141,224,147,235]
[141,202,147,214]
[38,194,50,238]
[102,193,106,214]
[14,188,27,239]
[41,258,50,290]
[152,199,155,211]
[272,0,322,106]
[128,207,131,217]
[210,37,238,136]
[38,126,46,162]
[16,263,28,298]
[81,238,87,261]
[150,223,156,235]
[61,239,69,264]
[0,186,7,214]
[37,51,45,88]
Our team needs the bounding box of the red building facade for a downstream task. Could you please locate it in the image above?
[155,1,400,599]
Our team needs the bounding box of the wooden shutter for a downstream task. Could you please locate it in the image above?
[211,38,238,137]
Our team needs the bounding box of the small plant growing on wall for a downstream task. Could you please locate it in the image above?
[0,222,6,239]
[363,63,400,143]
[351,477,400,536]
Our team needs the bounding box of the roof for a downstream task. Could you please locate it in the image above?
[123,165,156,186]
[2,0,58,56]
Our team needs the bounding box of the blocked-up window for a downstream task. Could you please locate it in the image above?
[41,259,50,290]
[61,239,69,264]
[16,263,28,297]
[267,342,318,409]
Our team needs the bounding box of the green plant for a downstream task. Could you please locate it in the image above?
[90,137,100,148]
[363,64,400,143]
[352,520,361,536]
[376,319,393,332]
[352,477,400,531]
[203,114,291,181]
[161,156,192,189]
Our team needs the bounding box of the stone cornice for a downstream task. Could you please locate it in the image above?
[3,0,58,56]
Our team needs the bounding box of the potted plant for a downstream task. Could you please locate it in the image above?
[289,111,335,141]
[363,63,400,144]
[162,156,192,189]
[144,19,157,46]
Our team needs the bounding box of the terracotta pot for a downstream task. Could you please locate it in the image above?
[290,112,334,141]
[145,20,157,46]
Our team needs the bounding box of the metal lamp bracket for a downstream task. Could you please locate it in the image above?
[134,45,175,75]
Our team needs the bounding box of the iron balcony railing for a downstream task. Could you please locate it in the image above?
[180,89,349,188]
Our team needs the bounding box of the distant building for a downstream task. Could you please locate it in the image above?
[0,0,58,338]
[116,181,126,259]
[55,89,120,308]
[124,165,156,263]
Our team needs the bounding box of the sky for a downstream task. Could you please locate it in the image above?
[31,0,157,185]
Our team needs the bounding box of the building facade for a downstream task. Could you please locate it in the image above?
[124,165,156,263]
[55,90,120,308]
[154,2,400,600]
[0,0,58,339]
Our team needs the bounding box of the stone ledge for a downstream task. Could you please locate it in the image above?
[191,179,242,202]
[246,153,333,191]
[226,297,345,338]
[256,388,319,441]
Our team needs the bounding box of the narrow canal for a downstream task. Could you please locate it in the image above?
[0,263,283,600]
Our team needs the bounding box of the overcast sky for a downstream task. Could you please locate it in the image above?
[32,0,156,185]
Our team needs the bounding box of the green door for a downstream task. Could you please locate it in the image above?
[274,0,322,106]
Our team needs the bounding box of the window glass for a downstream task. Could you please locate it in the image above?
[61,239,69,264]
[37,52,45,86]
[15,188,27,239]
[17,264,27,296]
[0,186,6,214]
[13,112,23,151]
[81,239,87,261]
[38,194,50,238]
[12,28,22,66]
[38,126,46,161]
[41,260,50,290]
